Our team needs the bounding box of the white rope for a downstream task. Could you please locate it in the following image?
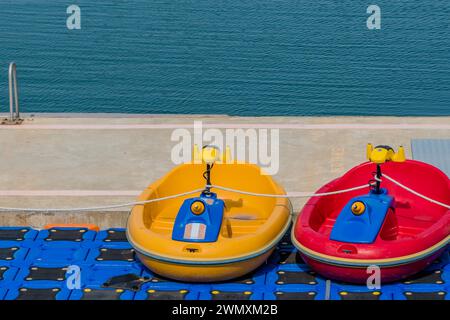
[382,173,450,209]
[0,173,446,212]
[208,184,370,198]
[0,183,371,212]
[0,188,205,212]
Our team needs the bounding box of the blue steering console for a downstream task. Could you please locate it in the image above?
[330,188,394,244]
[172,192,225,243]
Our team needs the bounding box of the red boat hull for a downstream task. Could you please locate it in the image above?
[293,160,450,283]
[299,248,445,283]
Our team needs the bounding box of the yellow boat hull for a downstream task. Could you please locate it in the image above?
[135,249,274,282]
[127,162,291,282]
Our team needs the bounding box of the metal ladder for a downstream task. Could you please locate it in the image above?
[1,62,23,125]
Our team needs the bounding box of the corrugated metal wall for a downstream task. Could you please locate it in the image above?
[411,139,450,177]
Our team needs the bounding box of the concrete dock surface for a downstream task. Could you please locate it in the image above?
[0,114,448,228]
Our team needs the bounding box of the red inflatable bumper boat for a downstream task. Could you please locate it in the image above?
[292,144,450,283]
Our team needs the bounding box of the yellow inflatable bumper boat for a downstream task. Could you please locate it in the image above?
[126,146,291,282]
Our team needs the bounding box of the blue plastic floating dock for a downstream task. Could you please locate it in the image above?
[0,227,448,300]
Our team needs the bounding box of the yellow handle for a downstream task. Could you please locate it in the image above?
[351,201,366,215]
[191,201,205,215]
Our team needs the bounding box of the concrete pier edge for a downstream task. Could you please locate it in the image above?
[0,114,448,228]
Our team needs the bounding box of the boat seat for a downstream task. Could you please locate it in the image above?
[225,218,266,237]
[398,212,438,223]
[226,214,259,220]
[396,225,430,238]
[152,213,266,237]
[150,218,174,232]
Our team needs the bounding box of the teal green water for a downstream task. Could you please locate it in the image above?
[0,1,449,115]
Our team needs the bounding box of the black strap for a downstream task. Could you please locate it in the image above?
[0,228,28,241]
[103,273,151,292]
[146,290,189,300]
[403,270,444,285]
[96,248,135,262]
[104,230,127,242]
[45,228,87,241]
[211,291,252,300]
[404,291,446,300]
[0,247,18,260]
[275,291,316,300]
[16,288,60,300]
[276,270,317,285]
[339,291,381,300]
[0,266,8,280]
[25,267,67,281]
[81,289,123,300]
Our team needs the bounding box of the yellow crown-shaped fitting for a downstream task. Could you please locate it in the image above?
[392,146,406,162]
[193,144,232,164]
[366,144,406,164]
